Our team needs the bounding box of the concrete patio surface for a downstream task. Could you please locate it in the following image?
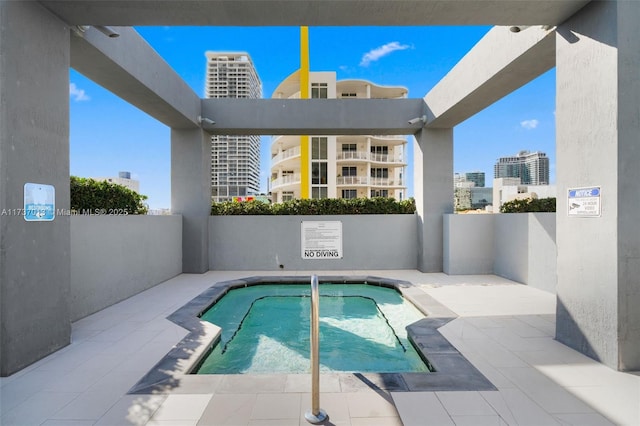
[1,270,638,425]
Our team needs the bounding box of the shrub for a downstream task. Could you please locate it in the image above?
[500,197,556,213]
[70,176,148,214]
[211,197,416,215]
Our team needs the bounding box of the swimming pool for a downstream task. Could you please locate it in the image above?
[195,284,430,374]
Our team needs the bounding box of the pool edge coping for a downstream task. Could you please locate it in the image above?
[128,275,496,394]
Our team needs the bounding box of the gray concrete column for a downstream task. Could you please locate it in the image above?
[555,0,640,371]
[413,128,454,272]
[171,128,210,273]
[0,2,71,375]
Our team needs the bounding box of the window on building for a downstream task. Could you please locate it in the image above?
[341,93,357,98]
[371,146,389,154]
[371,190,389,198]
[370,168,389,178]
[282,191,294,201]
[342,167,357,177]
[312,187,328,199]
[342,144,357,152]
[311,83,328,99]
[311,137,328,160]
[312,162,327,184]
[342,189,357,199]
[311,137,328,198]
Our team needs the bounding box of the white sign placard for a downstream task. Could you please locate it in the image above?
[301,221,343,259]
[24,183,55,221]
[568,186,601,217]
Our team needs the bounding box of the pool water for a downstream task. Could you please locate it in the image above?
[196,284,430,374]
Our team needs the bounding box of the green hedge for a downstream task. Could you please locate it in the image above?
[500,197,556,213]
[211,197,416,215]
[70,176,148,214]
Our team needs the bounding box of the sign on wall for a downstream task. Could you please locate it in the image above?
[568,186,601,217]
[24,183,55,221]
[301,221,343,259]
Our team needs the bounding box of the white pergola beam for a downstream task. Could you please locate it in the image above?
[424,25,556,128]
[200,98,428,135]
[70,26,200,129]
[40,0,590,26]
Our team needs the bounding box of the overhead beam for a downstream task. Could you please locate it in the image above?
[424,25,556,128]
[41,0,590,26]
[200,98,427,135]
[70,26,200,129]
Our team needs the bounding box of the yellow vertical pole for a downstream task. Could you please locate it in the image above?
[300,26,310,199]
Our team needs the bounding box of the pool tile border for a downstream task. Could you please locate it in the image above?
[129,276,495,394]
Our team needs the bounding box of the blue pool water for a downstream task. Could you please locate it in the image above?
[196,284,429,374]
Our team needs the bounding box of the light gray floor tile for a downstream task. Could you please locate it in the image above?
[284,373,341,393]
[497,367,594,414]
[248,419,300,426]
[50,387,124,421]
[347,391,399,418]
[350,417,402,426]
[198,393,256,426]
[1,391,80,426]
[217,374,287,393]
[553,412,617,426]
[497,317,552,338]
[94,394,166,426]
[41,366,108,393]
[250,393,302,420]
[479,391,518,425]
[41,420,96,426]
[436,391,499,416]
[483,388,560,426]
[0,369,66,412]
[451,414,506,426]
[563,386,640,426]
[146,421,198,426]
[391,392,454,426]
[150,394,213,421]
[458,337,530,368]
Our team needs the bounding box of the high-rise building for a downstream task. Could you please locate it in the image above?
[205,52,262,202]
[269,71,407,202]
[465,171,485,188]
[494,150,549,185]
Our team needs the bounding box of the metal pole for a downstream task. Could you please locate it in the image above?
[305,275,327,424]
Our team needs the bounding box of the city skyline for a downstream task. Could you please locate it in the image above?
[69,26,556,209]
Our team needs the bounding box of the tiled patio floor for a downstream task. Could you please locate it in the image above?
[1,271,638,425]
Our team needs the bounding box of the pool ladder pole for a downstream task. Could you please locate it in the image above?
[305,275,327,424]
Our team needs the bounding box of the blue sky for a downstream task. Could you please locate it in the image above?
[69,26,556,209]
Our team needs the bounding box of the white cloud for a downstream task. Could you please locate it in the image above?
[360,42,410,67]
[69,83,90,101]
[520,119,539,130]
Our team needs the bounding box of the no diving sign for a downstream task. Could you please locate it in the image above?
[568,186,601,217]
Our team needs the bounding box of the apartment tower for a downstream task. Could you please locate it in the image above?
[269,71,408,202]
[205,52,262,202]
[494,150,549,185]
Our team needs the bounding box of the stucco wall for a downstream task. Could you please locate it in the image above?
[444,213,556,293]
[494,214,529,284]
[444,214,494,274]
[209,215,417,270]
[70,215,182,321]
